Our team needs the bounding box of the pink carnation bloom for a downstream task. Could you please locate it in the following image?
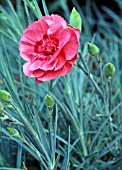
[19,14,80,83]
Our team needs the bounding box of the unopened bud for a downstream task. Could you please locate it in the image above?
[44,94,55,107]
[87,42,99,56]
[70,7,82,31]
[104,63,115,78]
[0,90,11,102]
[7,127,20,138]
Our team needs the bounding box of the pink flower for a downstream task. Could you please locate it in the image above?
[19,14,80,83]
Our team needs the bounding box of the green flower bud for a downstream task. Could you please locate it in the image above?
[104,63,115,78]
[69,7,82,31]
[7,127,20,137]
[44,94,55,107]
[0,90,11,102]
[87,42,99,56]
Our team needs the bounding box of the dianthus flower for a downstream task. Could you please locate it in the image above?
[19,14,80,83]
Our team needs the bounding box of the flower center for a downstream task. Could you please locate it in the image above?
[34,34,59,55]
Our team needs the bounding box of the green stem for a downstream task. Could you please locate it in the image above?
[108,80,112,112]
[48,107,54,169]
[78,52,89,71]
[64,77,78,118]
[75,61,89,76]
[97,56,104,86]
[89,73,104,100]
[76,61,104,101]
[106,79,114,132]
[80,101,88,157]
[103,79,113,133]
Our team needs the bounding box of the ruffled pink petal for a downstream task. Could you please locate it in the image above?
[32,69,45,78]
[36,62,72,82]
[29,59,57,71]
[39,59,57,71]
[36,70,61,81]
[46,59,58,70]
[47,24,63,35]
[19,44,34,53]
[40,14,67,28]
[67,24,80,40]
[67,54,78,65]
[50,14,67,28]
[47,49,61,64]
[58,29,71,49]
[54,52,66,70]
[20,52,37,62]
[40,15,54,25]
[19,29,46,61]
[59,62,72,76]
[46,29,72,64]
[63,41,78,60]
[61,28,79,60]
[20,30,43,44]
[23,62,33,77]
[28,20,49,34]
[29,60,41,71]
[72,28,80,40]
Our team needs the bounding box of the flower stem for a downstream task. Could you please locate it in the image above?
[105,79,114,132]
[48,107,54,169]
[80,112,88,157]
[76,61,104,101]
[89,73,104,100]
